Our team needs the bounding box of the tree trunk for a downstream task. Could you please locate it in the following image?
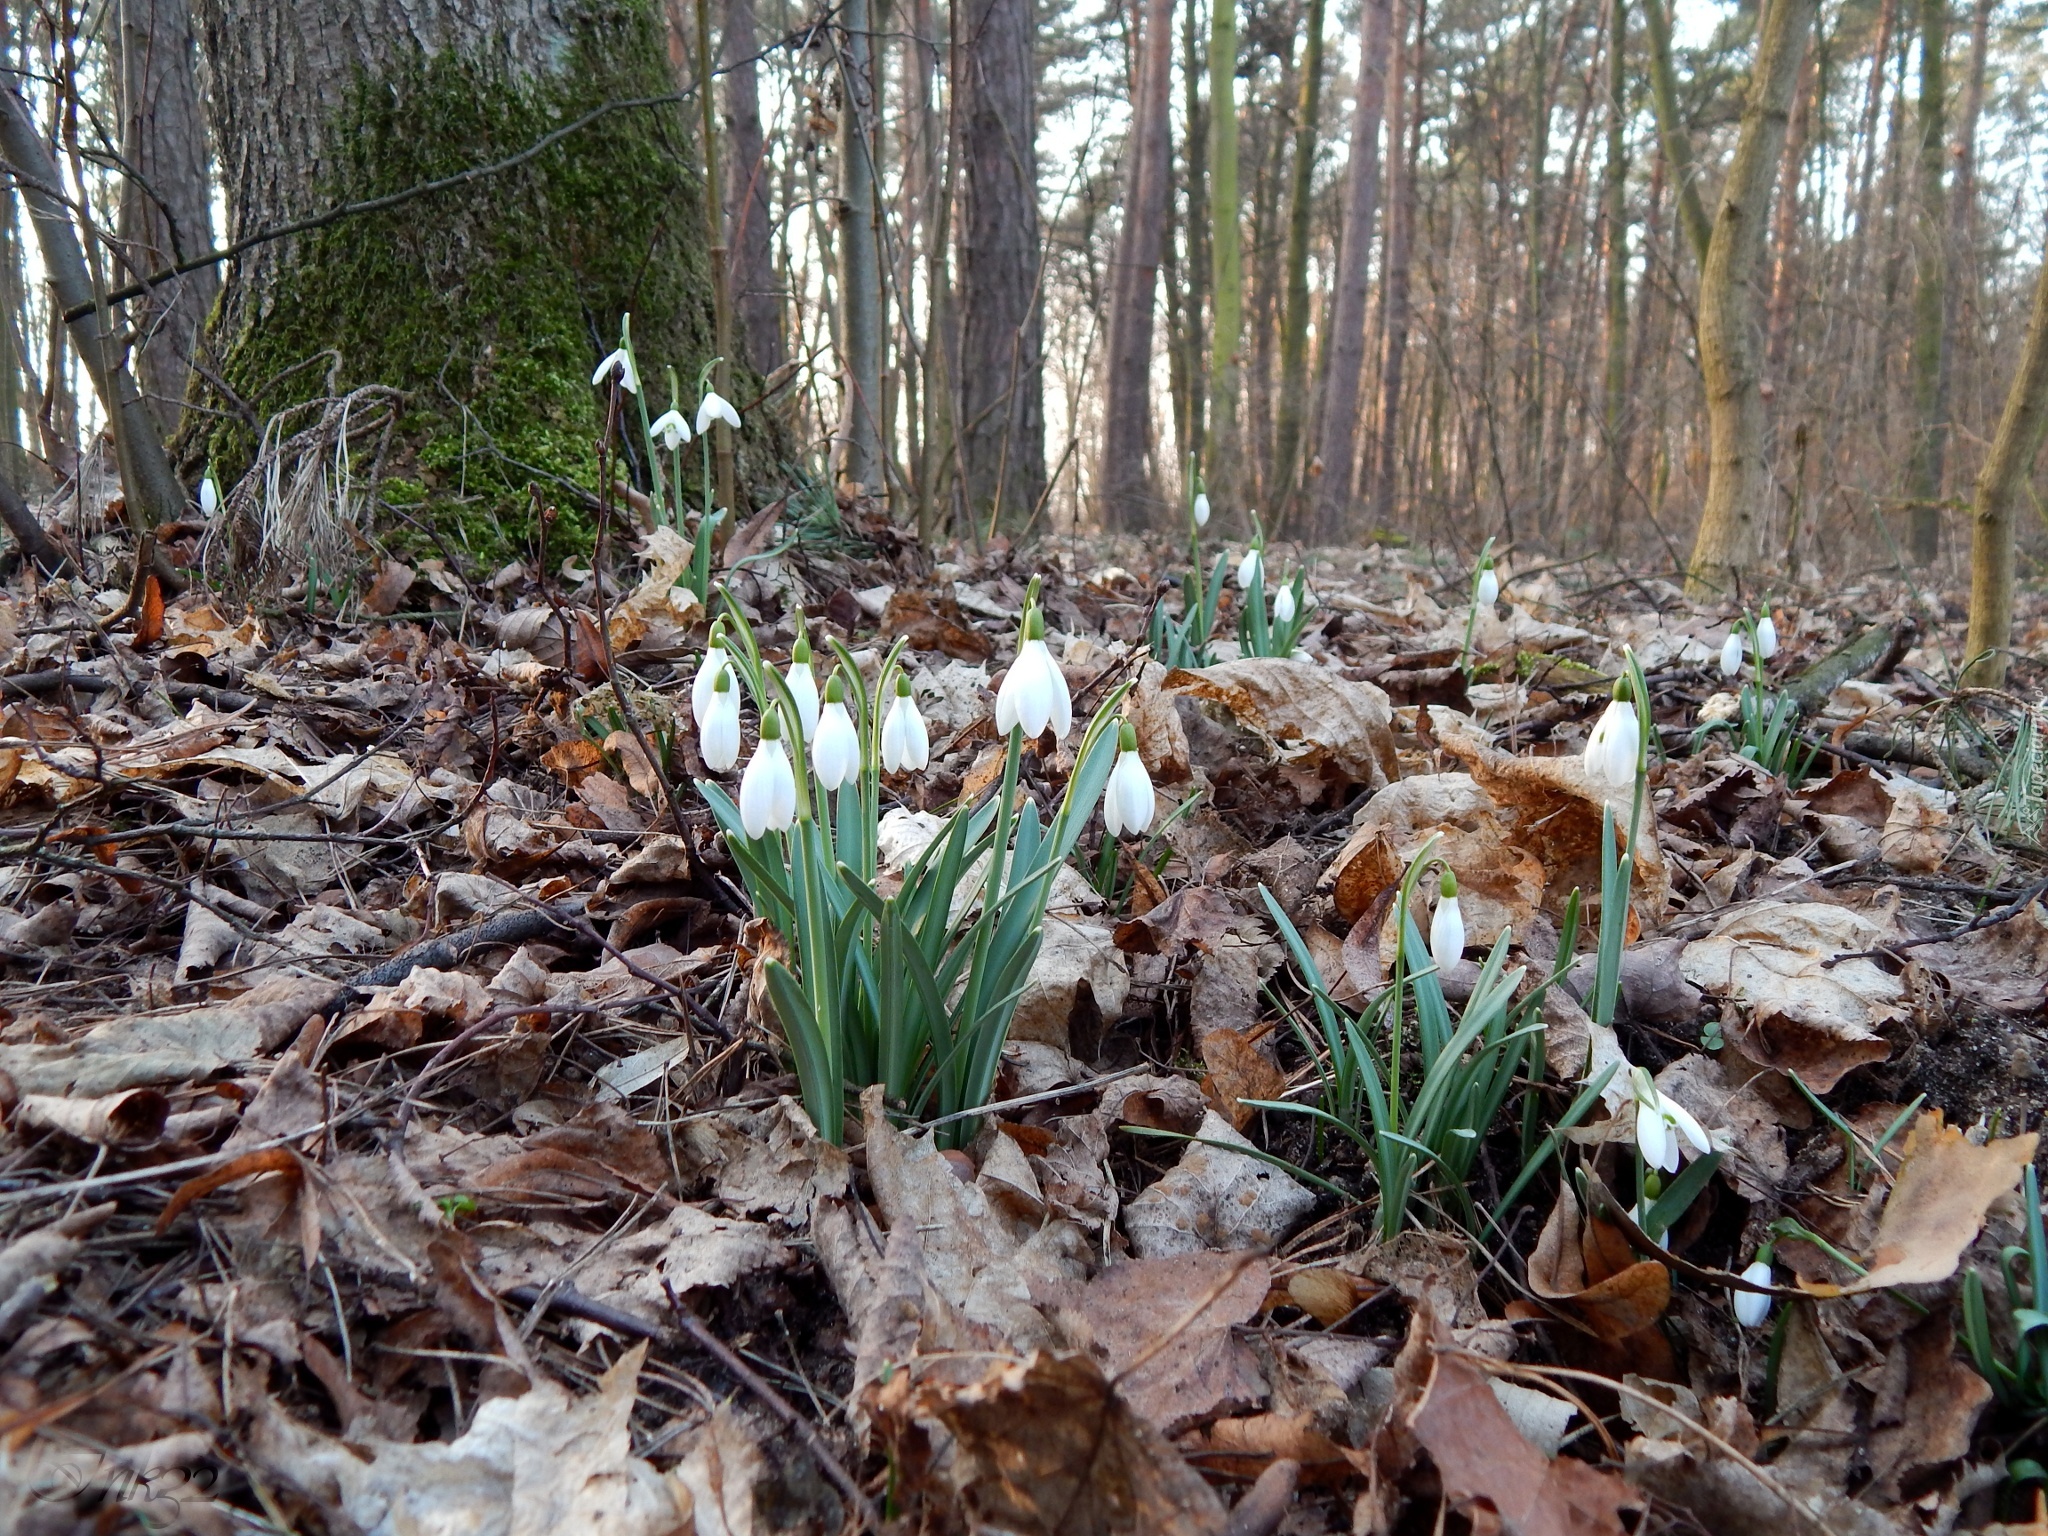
[1369,0,1420,531]
[1962,220,2048,689]
[722,0,782,378]
[1946,0,1989,378]
[1206,0,1243,509]
[837,0,884,496]
[1641,0,1711,266]
[1685,0,1816,595]
[1764,45,1814,374]
[1907,0,1948,563]
[1099,0,1175,530]
[1309,0,1391,539]
[1271,0,1326,518]
[1178,0,1210,474]
[113,0,215,434]
[1600,0,1631,540]
[956,0,1045,530]
[192,0,725,553]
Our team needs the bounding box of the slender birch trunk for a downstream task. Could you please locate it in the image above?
[1271,0,1327,517]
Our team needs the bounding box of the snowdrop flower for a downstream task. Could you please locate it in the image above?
[1583,686,1641,789]
[880,674,929,772]
[995,608,1072,740]
[1192,491,1211,529]
[696,390,742,434]
[700,669,741,772]
[739,712,797,837]
[1272,583,1297,625]
[1756,613,1779,660]
[1236,546,1264,591]
[692,626,732,730]
[1475,563,1499,608]
[592,346,640,394]
[1429,871,1466,972]
[1732,1260,1774,1327]
[650,408,692,452]
[1631,1066,1713,1175]
[1720,630,1744,678]
[813,676,860,791]
[785,628,820,741]
[1103,722,1155,837]
[198,472,220,517]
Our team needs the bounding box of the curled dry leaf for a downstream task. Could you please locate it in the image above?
[1123,1109,1318,1259]
[1163,657,1399,792]
[14,1088,167,1147]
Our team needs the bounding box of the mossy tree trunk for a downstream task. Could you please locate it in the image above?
[191,0,727,557]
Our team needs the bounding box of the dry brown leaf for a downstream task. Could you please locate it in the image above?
[135,573,163,647]
[907,1348,1229,1535]
[1526,1183,1672,1344]
[362,557,416,616]
[541,736,607,787]
[1164,657,1398,791]
[1123,1109,1318,1259]
[1865,1314,1992,1501]
[1198,1027,1285,1129]
[14,1088,167,1148]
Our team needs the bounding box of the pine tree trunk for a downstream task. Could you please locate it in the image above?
[957,0,1045,530]
[1309,0,1391,539]
[1600,0,1631,540]
[1099,0,1175,530]
[192,0,725,552]
[1907,0,1948,563]
[1271,0,1326,519]
[1948,0,1990,359]
[1369,0,1420,531]
[1206,0,1243,509]
[838,0,884,496]
[1179,0,1210,473]
[1685,0,1816,595]
[113,0,214,434]
[1962,220,2048,689]
[722,0,783,378]
[1764,47,1814,374]
[1641,0,1710,266]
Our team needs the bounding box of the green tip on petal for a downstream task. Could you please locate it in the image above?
[824,674,846,703]
[1118,721,1139,753]
[1439,869,1458,898]
[760,711,782,740]
[1023,608,1046,642]
[792,633,811,664]
[713,669,732,694]
[1611,673,1631,704]
[894,673,914,698]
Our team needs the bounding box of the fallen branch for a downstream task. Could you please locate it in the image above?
[1780,619,1916,719]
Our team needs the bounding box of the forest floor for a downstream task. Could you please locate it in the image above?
[2,497,2048,1536]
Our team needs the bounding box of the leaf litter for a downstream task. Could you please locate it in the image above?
[0,532,2045,1534]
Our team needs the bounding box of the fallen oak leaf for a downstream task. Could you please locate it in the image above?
[155,1146,303,1233]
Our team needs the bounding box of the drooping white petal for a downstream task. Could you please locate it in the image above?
[786,662,820,740]
[1429,895,1466,972]
[650,409,692,452]
[1475,568,1500,607]
[997,639,1063,739]
[1237,548,1263,590]
[1104,749,1155,837]
[1756,615,1779,659]
[696,391,742,434]
[1733,1262,1774,1327]
[1636,1095,1676,1174]
[740,737,794,837]
[692,647,731,730]
[881,692,929,772]
[813,701,859,789]
[1584,699,1640,789]
[592,347,640,394]
[198,474,220,517]
[1663,1096,1715,1159]
[1720,631,1744,677]
[1272,585,1297,624]
[700,687,741,772]
[1192,492,1211,528]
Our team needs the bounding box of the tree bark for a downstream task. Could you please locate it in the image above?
[1309,0,1391,539]
[837,0,884,496]
[113,0,215,434]
[1098,0,1175,530]
[721,0,782,379]
[1685,0,1816,596]
[1177,0,1210,474]
[1907,0,1948,563]
[1206,0,1244,509]
[1764,45,1815,374]
[1600,0,1631,540]
[191,0,725,552]
[956,0,1045,529]
[1270,0,1326,518]
[1641,0,1711,267]
[1370,0,1421,532]
[1962,221,2048,689]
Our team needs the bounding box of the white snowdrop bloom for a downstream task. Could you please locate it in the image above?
[1272,584,1297,625]
[1756,614,1779,659]
[650,408,692,451]
[813,680,860,790]
[1475,566,1499,607]
[785,632,820,740]
[692,633,732,730]
[739,714,797,836]
[1583,696,1641,789]
[1733,1261,1774,1327]
[696,390,742,433]
[700,670,741,772]
[1236,547,1264,590]
[1429,872,1466,972]
[1192,492,1211,528]
[1720,631,1744,678]
[1103,724,1155,837]
[198,473,220,517]
[592,346,639,394]
[880,675,929,772]
[1631,1066,1713,1175]
[995,611,1072,740]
